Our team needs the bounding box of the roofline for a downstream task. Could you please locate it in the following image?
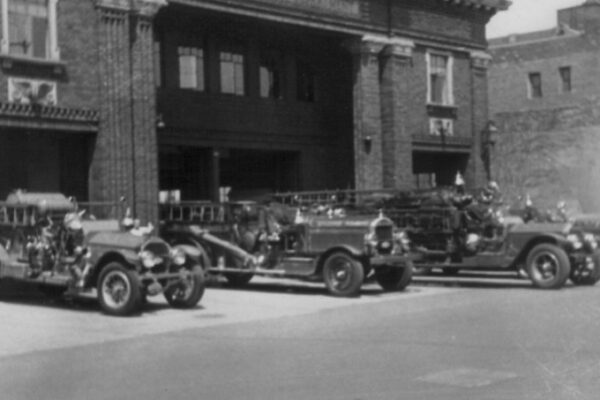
[441,0,512,11]
[489,28,583,49]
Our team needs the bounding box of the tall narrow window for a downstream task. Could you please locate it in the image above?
[260,50,283,99]
[6,0,51,58]
[220,48,245,96]
[427,53,453,105]
[154,40,162,88]
[178,46,205,91]
[297,61,315,102]
[559,66,571,93]
[529,72,542,98]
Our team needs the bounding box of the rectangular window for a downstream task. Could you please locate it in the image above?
[297,61,315,102]
[529,72,542,98]
[220,49,245,95]
[7,0,50,58]
[260,50,283,99]
[178,46,205,91]
[427,53,453,105]
[559,66,571,93]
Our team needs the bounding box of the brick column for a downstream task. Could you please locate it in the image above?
[91,0,164,224]
[468,50,492,188]
[380,38,415,190]
[130,0,165,224]
[345,35,386,190]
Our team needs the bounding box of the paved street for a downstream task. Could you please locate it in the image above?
[1,274,600,400]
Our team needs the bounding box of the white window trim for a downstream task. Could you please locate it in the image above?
[0,0,60,60]
[426,50,454,106]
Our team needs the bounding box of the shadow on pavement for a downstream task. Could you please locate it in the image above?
[0,279,207,316]
[205,276,404,298]
[412,269,538,290]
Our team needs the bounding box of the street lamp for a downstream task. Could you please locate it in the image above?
[481,120,498,181]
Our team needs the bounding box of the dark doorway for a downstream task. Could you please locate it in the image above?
[412,151,470,188]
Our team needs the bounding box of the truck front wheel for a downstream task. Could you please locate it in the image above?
[164,265,205,308]
[97,262,142,316]
[526,244,570,289]
[570,251,600,286]
[375,266,412,291]
[322,251,364,297]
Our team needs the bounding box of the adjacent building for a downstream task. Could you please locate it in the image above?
[0,0,508,223]
[489,0,600,211]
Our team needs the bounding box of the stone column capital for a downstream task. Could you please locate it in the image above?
[471,50,492,69]
[94,0,166,16]
[131,0,166,17]
[343,35,388,55]
[94,0,130,11]
[381,37,415,59]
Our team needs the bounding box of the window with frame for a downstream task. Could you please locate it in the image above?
[178,46,205,91]
[559,66,571,93]
[219,47,245,96]
[296,60,315,102]
[529,72,542,98]
[2,0,58,60]
[427,53,453,105]
[260,50,283,99]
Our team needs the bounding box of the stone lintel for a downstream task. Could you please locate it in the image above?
[470,50,492,69]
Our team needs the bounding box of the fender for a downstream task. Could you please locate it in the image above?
[174,241,211,269]
[513,232,570,263]
[91,249,140,269]
[319,244,364,263]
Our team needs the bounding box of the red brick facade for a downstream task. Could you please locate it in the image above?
[0,0,506,223]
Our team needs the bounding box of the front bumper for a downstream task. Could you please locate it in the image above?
[369,254,414,268]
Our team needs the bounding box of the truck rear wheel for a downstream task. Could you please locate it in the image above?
[375,266,412,291]
[97,262,142,316]
[322,251,364,297]
[164,265,205,308]
[526,244,570,289]
[570,251,600,286]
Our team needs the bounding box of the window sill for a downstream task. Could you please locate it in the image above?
[0,54,66,77]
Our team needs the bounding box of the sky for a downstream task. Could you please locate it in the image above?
[487,0,584,38]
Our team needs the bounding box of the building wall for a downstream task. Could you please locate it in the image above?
[489,4,600,212]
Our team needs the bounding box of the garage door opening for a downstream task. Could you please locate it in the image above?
[159,146,300,202]
[413,151,470,189]
[219,148,300,201]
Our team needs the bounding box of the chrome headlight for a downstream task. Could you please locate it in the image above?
[170,247,187,266]
[139,250,162,269]
[567,233,583,250]
[584,233,598,250]
[393,230,411,251]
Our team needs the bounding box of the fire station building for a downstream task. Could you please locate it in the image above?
[0,0,507,222]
